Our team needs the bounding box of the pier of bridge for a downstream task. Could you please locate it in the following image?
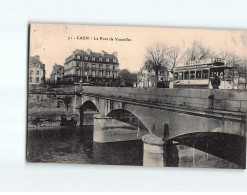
[74,86,246,168]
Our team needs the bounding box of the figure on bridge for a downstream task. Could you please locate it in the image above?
[211,74,221,89]
[157,78,170,88]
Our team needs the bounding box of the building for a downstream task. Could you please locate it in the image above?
[49,63,64,83]
[63,49,119,85]
[29,55,46,85]
[137,60,169,88]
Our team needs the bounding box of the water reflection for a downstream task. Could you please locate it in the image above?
[27,124,244,169]
[27,126,143,165]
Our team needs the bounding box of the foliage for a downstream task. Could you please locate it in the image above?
[118,69,136,87]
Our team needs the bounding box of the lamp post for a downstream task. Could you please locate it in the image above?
[80,61,84,89]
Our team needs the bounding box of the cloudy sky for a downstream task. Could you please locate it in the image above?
[30,23,247,77]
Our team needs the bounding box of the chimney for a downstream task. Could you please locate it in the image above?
[35,55,40,60]
[87,49,91,55]
[101,50,106,56]
[112,52,118,58]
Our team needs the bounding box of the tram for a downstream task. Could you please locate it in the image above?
[172,58,234,89]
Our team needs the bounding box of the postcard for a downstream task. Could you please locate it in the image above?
[27,23,246,169]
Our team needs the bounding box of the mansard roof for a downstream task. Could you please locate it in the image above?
[65,49,118,64]
[29,56,45,69]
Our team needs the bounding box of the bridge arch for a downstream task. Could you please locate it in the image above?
[167,132,246,168]
[107,109,149,133]
[81,100,99,112]
[79,100,100,126]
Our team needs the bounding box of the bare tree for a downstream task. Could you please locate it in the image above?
[145,43,170,88]
[184,41,215,63]
[215,50,247,89]
[167,47,185,71]
[135,71,144,87]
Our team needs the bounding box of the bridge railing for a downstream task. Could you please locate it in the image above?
[82,86,247,113]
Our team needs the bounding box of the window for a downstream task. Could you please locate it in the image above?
[219,71,224,79]
[106,65,109,70]
[174,72,178,80]
[36,70,39,75]
[113,66,115,70]
[202,70,209,79]
[29,77,32,83]
[99,64,102,69]
[30,70,33,75]
[106,58,109,62]
[77,55,80,59]
[190,71,195,79]
[92,57,95,61]
[113,59,117,63]
[99,57,102,61]
[210,70,219,78]
[196,70,202,79]
[84,63,87,68]
[92,64,96,69]
[178,72,183,80]
[36,77,39,83]
[184,71,189,79]
[85,56,88,60]
[99,71,103,77]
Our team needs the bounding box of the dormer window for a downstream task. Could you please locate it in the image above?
[106,58,109,62]
[113,59,117,63]
[77,55,80,60]
[85,56,88,60]
[92,57,95,61]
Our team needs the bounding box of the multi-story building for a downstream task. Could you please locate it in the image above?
[29,55,46,85]
[137,60,168,88]
[50,63,64,83]
[63,49,119,84]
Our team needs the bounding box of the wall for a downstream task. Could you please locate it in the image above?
[82,86,247,113]
[28,94,77,127]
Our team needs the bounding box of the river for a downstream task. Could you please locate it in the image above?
[27,123,242,169]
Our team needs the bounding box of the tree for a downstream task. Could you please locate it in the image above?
[145,43,170,88]
[167,47,185,72]
[135,71,145,87]
[216,50,243,88]
[184,41,215,63]
[118,69,135,87]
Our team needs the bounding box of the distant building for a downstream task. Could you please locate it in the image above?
[29,55,46,84]
[50,63,64,83]
[137,60,168,88]
[63,49,119,84]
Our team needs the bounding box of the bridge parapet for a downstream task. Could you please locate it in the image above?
[82,86,247,113]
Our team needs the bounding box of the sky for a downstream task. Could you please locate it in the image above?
[29,23,247,77]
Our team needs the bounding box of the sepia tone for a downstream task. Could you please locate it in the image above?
[27,23,246,169]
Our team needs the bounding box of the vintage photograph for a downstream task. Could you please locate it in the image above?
[27,23,246,169]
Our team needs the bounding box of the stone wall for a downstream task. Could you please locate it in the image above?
[82,87,247,113]
[28,94,78,127]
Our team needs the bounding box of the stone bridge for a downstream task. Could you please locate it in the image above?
[74,86,246,167]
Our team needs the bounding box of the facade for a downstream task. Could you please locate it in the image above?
[63,49,119,85]
[29,55,46,85]
[137,60,169,88]
[49,63,64,83]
